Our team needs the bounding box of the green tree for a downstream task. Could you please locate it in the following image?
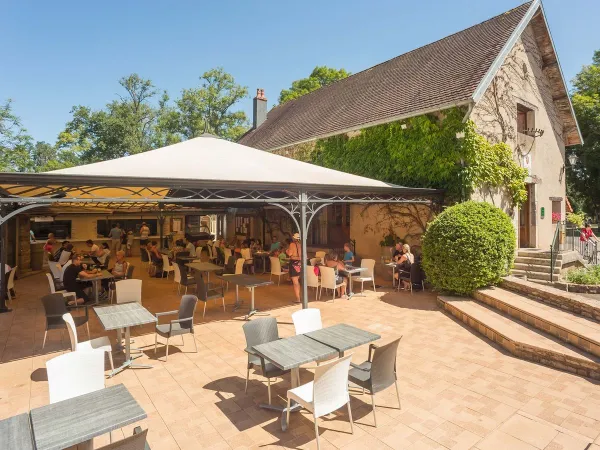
[0,99,35,172]
[568,50,600,217]
[172,67,249,141]
[279,66,350,104]
[58,74,160,163]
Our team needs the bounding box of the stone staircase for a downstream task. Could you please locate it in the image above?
[437,276,600,379]
[511,249,560,282]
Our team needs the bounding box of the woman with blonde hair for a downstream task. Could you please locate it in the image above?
[395,244,414,290]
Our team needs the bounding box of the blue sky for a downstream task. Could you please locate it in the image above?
[2,0,598,144]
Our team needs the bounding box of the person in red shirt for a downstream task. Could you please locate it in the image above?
[580,223,597,258]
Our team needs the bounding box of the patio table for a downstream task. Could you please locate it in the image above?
[0,413,34,450]
[219,274,273,319]
[386,262,397,286]
[252,324,380,431]
[339,266,367,299]
[30,383,146,450]
[78,269,113,305]
[186,261,222,285]
[94,302,157,376]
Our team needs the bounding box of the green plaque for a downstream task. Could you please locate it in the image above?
[540,206,545,219]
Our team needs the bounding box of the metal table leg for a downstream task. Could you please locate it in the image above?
[110,326,152,377]
[259,367,302,431]
[245,287,258,320]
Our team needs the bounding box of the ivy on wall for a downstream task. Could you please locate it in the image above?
[309,108,527,207]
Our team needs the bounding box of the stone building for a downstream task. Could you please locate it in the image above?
[239,0,581,261]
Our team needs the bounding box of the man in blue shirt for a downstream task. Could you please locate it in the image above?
[343,242,354,265]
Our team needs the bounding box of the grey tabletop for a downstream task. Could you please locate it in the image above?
[77,269,113,281]
[30,384,146,450]
[253,334,339,371]
[305,323,380,353]
[93,302,157,330]
[220,274,274,288]
[0,413,34,450]
[185,261,222,272]
[340,266,367,275]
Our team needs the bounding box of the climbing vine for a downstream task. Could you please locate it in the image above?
[309,107,527,208]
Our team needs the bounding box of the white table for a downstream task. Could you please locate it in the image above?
[386,262,397,286]
[94,303,157,376]
[340,266,367,299]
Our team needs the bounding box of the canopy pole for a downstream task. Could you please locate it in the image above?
[299,192,308,309]
[0,204,11,314]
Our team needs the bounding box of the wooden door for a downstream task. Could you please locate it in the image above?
[519,185,532,248]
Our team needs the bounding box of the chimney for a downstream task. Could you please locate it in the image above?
[252,88,267,129]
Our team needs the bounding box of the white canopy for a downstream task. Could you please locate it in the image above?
[51,134,392,189]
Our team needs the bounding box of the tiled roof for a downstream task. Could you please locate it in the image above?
[239,2,533,150]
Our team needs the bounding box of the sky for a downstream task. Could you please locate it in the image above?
[2,0,598,144]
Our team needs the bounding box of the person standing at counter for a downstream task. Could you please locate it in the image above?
[43,233,56,262]
[109,223,122,255]
[139,222,150,248]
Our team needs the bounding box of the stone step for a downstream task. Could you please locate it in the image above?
[501,275,600,322]
[474,287,600,358]
[511,269,559,281]
[514,256,553,266]
[437,296,600,380]
[513,263,560,274]
[517,250,562,260]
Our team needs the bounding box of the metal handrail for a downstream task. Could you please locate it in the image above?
[549,221,561,279]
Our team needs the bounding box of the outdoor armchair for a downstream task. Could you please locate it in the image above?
[319,266,345,302]
[46,349,105,404]
[97,427,150,450]
[174,262,196,295]
[353,258,376,293]
[154,294,198,362]
[45,273,76,301]
[41,293,90,349]
[348,337,402,427]
[286,355,354,450]
[194,271,225,317]
[269,256,288,286]
[63,312,114,372]
[242,317,290,405]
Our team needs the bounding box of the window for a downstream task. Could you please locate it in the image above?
[517,104,534,134]
[31,220,72,240]
[551,201,562,224]
[96,219,157,237]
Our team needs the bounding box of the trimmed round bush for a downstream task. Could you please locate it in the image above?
[422,201,515,295]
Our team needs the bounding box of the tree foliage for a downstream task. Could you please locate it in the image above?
[310,108,527,207]
[568,50,600,217]
[422,201,516,294]
[0,99,33,172]
[279,66,350,104]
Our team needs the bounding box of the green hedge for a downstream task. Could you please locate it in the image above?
[422,201,516,295]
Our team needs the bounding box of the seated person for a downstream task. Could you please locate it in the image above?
[53,241,69,262]
[395,244,414,290]
[269,234,281,252]
[170,239,185,259]
[324,253,347,298]
[43,233,56,261]
[277,246,289,269]
[150,241,163,277]
[184,238,195,255]
[85,239,99,256]
[92,243,111,268]
[102,250,129,293]
[62,254,96,305]
[392,242,403,263]
[343,242,355,265]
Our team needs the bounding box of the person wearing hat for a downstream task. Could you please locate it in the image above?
[286,232,302,303]
[139,221,150,248]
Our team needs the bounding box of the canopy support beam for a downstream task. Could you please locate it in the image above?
[0,204,11,314]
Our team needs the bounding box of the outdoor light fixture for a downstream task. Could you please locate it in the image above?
[568,153,578,166]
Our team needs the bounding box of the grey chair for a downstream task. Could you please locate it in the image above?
[41,293,90,349]
[242,317,290,404]
[154,294,198,362]
[348,337,402,427]
[96,426,150,450]
[194,271,225,317]
[177,263,196,294]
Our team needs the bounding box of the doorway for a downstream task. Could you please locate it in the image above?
[519,184,533,248]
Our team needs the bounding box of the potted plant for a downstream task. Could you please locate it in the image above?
[379,231,399,262]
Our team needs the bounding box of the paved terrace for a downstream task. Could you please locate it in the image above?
[1,269,600,449]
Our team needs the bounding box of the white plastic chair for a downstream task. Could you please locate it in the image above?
[292,308,323,335]
[223,248,232,265]
[6,266,17,301]
[306,265,321,300]
[353,259,376,293]
[46,273,76,300]
[46,350,105,404]
[269,257,288,285]
[195,246,203,260]
[63,312,114,372]
[241,248,254,273]
[173,263,182,292]
[57,250,72,266]
[60,259,72,282]
[161,254,174,279]
[115,279,142,304]
[235,257,245,275]
[319,266,345,302]
[286,355,354,449]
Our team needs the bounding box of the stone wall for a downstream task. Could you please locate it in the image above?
[17,217,31,272]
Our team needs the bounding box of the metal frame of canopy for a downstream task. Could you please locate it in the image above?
[0,172,443,313]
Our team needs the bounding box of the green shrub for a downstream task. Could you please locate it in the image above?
[422,201,516,295]
[565,266,600,285]
[566,212,585,228]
